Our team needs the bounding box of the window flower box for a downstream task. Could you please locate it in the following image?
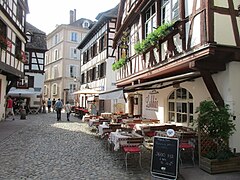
[16,50,28,63]
[0,35,12,50]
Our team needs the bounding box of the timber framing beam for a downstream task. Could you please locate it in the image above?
[199,70,224,108]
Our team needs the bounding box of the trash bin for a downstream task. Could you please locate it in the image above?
[20,108,26,119]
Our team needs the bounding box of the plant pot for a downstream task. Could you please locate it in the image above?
[199,156,240,174]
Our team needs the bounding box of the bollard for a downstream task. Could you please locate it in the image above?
[20,108,26,119]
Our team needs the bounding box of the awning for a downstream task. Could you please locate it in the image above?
[72,88,100,95]
[87,96,95,101]
[99,88,124,100]
[8,88,40,96]
[124,72,201,92]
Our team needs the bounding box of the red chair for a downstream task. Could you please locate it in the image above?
[122,137,144,170]
[178,132,196,166]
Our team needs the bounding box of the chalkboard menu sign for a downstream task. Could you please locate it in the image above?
[151,136,179,180]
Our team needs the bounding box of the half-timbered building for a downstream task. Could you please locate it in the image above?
[113,0,240,151]
[0,0,29,120]
[77,5,121,114]
[8,22,47,108]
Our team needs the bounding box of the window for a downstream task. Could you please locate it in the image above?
[168,88,193,125]
[71,32,78,42]
[52,83,58,95]
[99,34,107,52]
[98,62,106,78]
[0,19,7,37]
[70,48,78,59]
[54,34,59,45]
[44,85,48,95]
[69,84,76,93]
[144,3,157,37]
[26,32,32,42]
[82,21,89,28]
[81,73,85,84]
[54,49,59,60]
[69,65,77,78]
[15,36,22,58]
[130,21,139,56]
[52,65,59,78]
[83,51,87,64]
[161,0,179,24]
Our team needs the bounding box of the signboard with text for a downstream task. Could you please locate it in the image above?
[151,136,179,180]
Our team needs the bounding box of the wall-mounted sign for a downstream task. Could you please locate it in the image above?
[145,94,158,111]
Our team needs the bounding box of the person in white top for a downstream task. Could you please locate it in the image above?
[65,101,71,121]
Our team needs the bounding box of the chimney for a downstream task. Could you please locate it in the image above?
[73,9,76,22]
[70,10,74,23]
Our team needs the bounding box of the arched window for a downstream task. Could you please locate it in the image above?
[52,83,58,95]
[168,88,193,124]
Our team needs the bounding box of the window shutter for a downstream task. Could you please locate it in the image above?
[103,33,107,48]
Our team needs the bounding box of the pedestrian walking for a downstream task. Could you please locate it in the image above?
[52,98,56,112]
[54,98,63,121]
[6,96,15,120]
[47,98,52,113]
[64,101,71,121]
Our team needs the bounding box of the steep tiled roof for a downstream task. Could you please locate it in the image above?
[26,22,47,51]
[77,4,119,49]
[69,18,94,29]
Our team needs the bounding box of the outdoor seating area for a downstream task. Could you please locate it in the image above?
[82,113,198,170]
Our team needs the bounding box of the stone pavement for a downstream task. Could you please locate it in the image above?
[0,113,239,180]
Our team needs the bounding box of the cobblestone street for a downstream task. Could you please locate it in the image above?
[0,113,152,180]
[1,113,240,180]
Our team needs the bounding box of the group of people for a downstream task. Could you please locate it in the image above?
[47,98,71,121]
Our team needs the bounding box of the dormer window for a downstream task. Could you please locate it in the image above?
[82,21,89,28]
[26,31,32,43]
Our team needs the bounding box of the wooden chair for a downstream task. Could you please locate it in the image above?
[122,137,144,171]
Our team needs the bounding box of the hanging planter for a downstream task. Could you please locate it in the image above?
[112,57,126,71]
[134,22,174,55]
[16,50,28,63]
[0,35,12,50]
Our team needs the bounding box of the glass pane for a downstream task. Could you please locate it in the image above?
[177,113,181,122]
[169,112,175,122]
[182,114,187,122]
[169,102,175,111]
[182,103,187,113]
[176,102,182,112]
[169,92,175,99]
[176,88,181,99]
[189,115,193,123]
[182,88,187,99]
[189,92,193,99]
[189,103,193,114]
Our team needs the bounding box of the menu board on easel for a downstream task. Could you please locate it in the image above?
[151,136,179,180]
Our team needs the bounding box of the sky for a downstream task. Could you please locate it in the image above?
[26,0,120,34]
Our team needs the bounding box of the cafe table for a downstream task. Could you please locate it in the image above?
[108,131,143,151]
[100,112,112,119]
[98,124,111,136]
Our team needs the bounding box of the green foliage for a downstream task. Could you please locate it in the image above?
[196,100,236,160]
[134,22,174,54]
[112,57,126,71]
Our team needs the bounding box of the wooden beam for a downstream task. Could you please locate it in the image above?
[199,70,224,108]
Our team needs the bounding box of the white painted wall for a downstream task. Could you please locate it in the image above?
[0,75,7,121]
[213,62,240,152]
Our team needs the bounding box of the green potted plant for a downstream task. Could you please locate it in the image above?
[112,57,126,71]
[195,100,239,174]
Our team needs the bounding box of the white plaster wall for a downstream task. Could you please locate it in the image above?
[214,14,236,46]
[213,62,240,152]
[214,0,229,7]
[0,75,7,121]
[141,78,211,124]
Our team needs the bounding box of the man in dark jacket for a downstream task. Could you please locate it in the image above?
[54,99,63,121]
